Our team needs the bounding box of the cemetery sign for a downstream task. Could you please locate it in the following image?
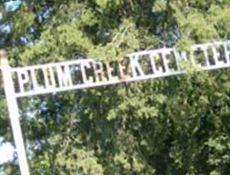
[0,40,230,175]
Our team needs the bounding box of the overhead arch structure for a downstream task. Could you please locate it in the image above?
[1,40,230,175]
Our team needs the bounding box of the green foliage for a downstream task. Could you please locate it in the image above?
[0,0,230,174]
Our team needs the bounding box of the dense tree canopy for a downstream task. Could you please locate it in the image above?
[0,0,230,174]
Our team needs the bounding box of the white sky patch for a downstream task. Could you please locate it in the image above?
[0,142,14,164]
[5,0,21,11]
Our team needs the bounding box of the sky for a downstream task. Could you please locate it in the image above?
[4,0,21,11]
[0,139,14,164]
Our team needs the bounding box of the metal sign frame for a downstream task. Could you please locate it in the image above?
[0,51,30,175]
[0,40,230,175]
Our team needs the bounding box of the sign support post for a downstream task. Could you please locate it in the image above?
[0,50,30,175]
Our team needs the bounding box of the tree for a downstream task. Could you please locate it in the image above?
[0,0,229,174]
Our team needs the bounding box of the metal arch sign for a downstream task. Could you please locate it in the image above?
[11,41,230,97]
[1,40,230,175]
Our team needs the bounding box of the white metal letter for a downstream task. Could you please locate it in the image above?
[224,41,230,64]
[105,62,119,82]
[56,65,73,87]
[161,48,172,73]
[30,68,44,91]
[199,45,211,66]
[129,54,144,77]
[93,61,106,82]
[17,69,30,93]
[173,50,187,70]
[150,53,164,75]
[81,61,94,84]
[211,44,225,66]
[42,67,56,89]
